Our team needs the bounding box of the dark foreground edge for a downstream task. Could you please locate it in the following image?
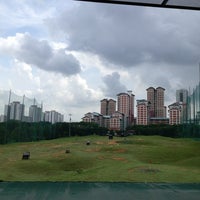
[0,182,200,200]
[76,0,200,11]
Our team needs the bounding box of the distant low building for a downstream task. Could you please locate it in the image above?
[0,115,5,122]
[22,116,32,123]
[149,117,169,125]
[109,111,125,131]
[82,111,125,131]
[101,115,111,129]
[82,112,101,125]
[44,110,64,124]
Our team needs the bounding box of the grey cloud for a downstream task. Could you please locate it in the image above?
[140,70,184,104]
[153,76,174,102]
[47,49,81,75]
[16,34,81,75]
[17,35,52,66]
[50,3,200,68]
[102,72,127,97]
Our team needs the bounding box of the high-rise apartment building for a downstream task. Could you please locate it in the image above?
[117,91,135,126]
[146,87,165,118]
[176,89,188,103]
[147,87,155,118]
[136,99,149,125]
[168,102,182,125]
[5,101,25,121]
[0,115,5,122]
[44,110,64,124]
[4,104,10,121]
[176,89,188,123]
[100,99,116,116]
[29,105,42,122]
[156,87,165,117]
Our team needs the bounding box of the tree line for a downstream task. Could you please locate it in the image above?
[0,121,199,144]
[0,121,108,144]
[127,124,200,138]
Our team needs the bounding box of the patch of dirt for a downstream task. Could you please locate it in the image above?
[52,145,62,149]
[96,141,104,145]
[85,148,100,152]
[108,141,117,145]
[136,138,144,141]
[98,156,105,160]
[51,151,65,157]
[128,166,160,173]
[140,168,160,173]
[68,142,80,145]
[115,149,126,153]
[112,157,127,162]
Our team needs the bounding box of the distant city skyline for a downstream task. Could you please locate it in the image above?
[82,82,200,129]
[83,87,166,130]
[0,90,64,123]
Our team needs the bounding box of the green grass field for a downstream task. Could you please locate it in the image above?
[0,135,199,182]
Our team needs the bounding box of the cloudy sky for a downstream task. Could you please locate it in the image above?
[0,0,200,121]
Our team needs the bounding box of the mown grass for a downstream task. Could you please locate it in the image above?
[0,135,199,182]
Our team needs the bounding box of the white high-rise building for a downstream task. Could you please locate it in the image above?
[29,105,42,122]
[0,115,5,122]
[8,101,25,121]
[44,110,64,124]
[4,105,10,121]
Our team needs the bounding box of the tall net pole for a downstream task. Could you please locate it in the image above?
[69,113,72,137]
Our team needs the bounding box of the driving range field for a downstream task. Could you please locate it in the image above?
[0,135,199,182]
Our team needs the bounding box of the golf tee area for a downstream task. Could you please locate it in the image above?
[0,135,199,182]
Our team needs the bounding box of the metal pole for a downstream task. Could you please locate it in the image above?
[69,113,72,137]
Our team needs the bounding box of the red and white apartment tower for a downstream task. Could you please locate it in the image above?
[100,99,116,116]
[117,90,135,126]
[168,102,182,125]
[146,87,166,118]
[136,99,149,125]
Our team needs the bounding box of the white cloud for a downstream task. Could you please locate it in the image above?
[36,73,103,121]
[0,34,22,54]
[0,0,60,35]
